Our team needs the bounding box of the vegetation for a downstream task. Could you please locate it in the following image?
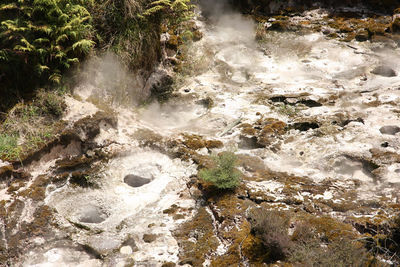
[0,0,94,98]
[0,0,196,113]
[142,0,194,29]
[248,209,291,262]
[198,151,241,190]
[248,208,374,266]
[0,90,65,161]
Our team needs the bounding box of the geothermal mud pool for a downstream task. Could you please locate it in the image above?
[2,5,400,267]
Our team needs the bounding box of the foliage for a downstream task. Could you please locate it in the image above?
[198,151,241,190]
[142,0,194,29]
[0,0,95,93]
[89,0,161,71]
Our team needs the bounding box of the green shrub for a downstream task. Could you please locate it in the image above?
[198,151,241,189]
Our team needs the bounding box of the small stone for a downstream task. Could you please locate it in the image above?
[120,246,132,255]
[379,125,400,135]
[122,236,138,252]
[371,66,397,77]
[143,234,157,243]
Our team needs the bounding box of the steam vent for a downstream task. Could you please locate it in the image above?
[1,0,400,266]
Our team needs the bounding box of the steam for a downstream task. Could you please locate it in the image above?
[138,100,207,130]
[73,53,147,107]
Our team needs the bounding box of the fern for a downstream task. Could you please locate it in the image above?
[0,0,95,90]
[143,0,194,29]
[72,39,94,54]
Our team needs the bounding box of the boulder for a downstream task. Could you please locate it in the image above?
[371,65,397,77]
[379,125,400,135]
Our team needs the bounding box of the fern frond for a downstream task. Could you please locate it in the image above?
[71,39,94,54]
[0,3,19,11]
[33,38,50,44]
[14,38,35,52]
[67,57,79,63]
[56,34,68,44]
[35,64,50,75]
[0,50,9,61]
[49,72,62,84]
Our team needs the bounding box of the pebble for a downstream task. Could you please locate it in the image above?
[120,246,133,255]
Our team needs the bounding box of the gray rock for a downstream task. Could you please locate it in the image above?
[379,125,400,135]
[371,66,397,77]
[124,174,151,188]
[78,205,107,224]
[85,235,121,256]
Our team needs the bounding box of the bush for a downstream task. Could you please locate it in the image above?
[248,208,291,262]
[198,151,241,189]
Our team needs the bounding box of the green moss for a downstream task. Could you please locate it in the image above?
[174,207,220,266]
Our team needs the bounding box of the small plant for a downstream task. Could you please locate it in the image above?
[198,151,240,190]
[248,208,291,262]
[276,103,298,117]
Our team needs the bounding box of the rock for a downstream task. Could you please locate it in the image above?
[124,174,151,188]
[143,68,173,100]
[78,205,107,224]
[0,160,12,177]
[268,21,289,31]
[122,236,138,252]
[392,16,400,33]
[120,246,132,255]
[379,125,400,135]
[85,235,121,256]
[355,29,369,42]
[371,66,397,77]
[143,234,157,243]
[162,262,176,267]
